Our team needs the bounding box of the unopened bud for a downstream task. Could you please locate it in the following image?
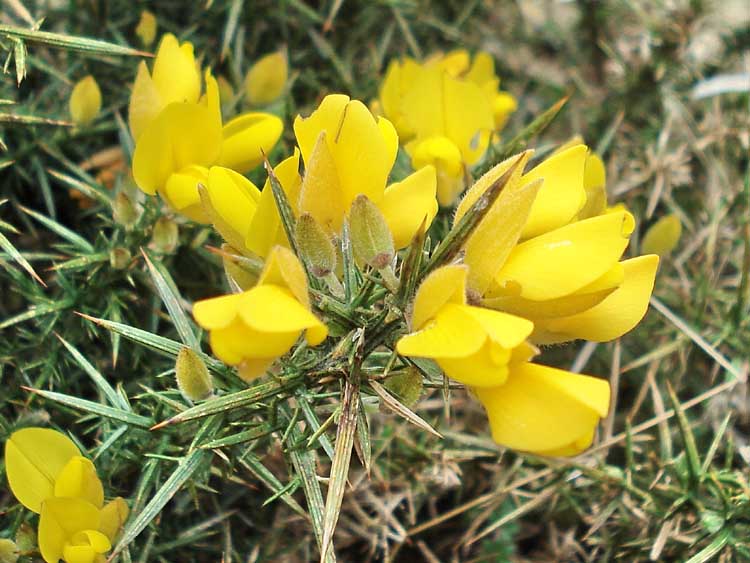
[0,539,18,563]
[296,213,336,276]
[383,367,423,407]
[135,10,157,47]
[151,217,179,254]
[109,247,131,270]
[176,347,213,401]
[349,195,394,269]
[69,76,102,127]
[113,192,140,229]
[100,497,130,541]
[642,214,681,257]
[244,50,288,107]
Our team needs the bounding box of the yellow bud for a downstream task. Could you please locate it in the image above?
[0,539,18,563]
[296,213,336,276]
[642,214,681,256]
[135,10,157,47]
[175,347,213,401]
[109,247,131,270]
[244,50,288,106]
[383,367,423,407]
[69,76,102,126]
[112,192,141,229]
[151,217,179,254]
[348,195,394,269]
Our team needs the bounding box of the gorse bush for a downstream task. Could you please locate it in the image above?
[1,2,748,562]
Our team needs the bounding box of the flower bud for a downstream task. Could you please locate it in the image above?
[384,367,423,407]
[349,195,394,269]
[175,347,213,401]
[244,50,288,107]
[296,213,336,276]
[69,76,101,126]
[642,214,681,257]
[151,217,179,254]
[135,11,157,47]
[112,191,141,229]
[109,247,131,270]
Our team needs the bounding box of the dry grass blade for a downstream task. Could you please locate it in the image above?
[320,378,360,562]
[370,380,443,438]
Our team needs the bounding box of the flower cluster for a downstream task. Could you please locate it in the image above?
[4,428,128,563]
[379,50,517,205]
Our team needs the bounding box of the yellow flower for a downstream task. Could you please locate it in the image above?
[454,145,659,344]
[396,265,610,456]
[244,50,288,106]
[135,10,157,47]
[293,94,438,248]
[69,76,101,126]
[4,428,129,563]
[131,70,282,216]
[193,246,328,381]
[642,214,682,256]
[128,34,201,141]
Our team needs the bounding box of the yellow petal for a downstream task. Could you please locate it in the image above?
[465,51,495,86]
[378,59,419,140]
[162,165,210,222]
[128,61,162,141]
[443,74,493,165]
[439,49,470,76]
[53,456,104,508]
[474,362,610,453]
[377,116,399,171]
[460,306,533,349]
[39,498,103,563]
[537,429,596,457]
[218,112,283,173]
[206,166,261,240]
[237,284,324,334]
[99,498,129,542]
[63,528,111,563]
[211,318,299,364]
[642,214,681,256]
[150,34,201,109]
[193,293,242,330]
[437,340,510,387]
[520,144,588,239]
[5,427,80,513]
[492,91,517,130]
[69,76,101,127]
[408,136,463,179]
[397,303,486,359]
[244,51,288,106]
[238,357,276,382]
[132,102,222,195]
[534,254,659,343]
[578,151,607,220]
[411,264,468,331]
[493,210,633,301]
[245,150,302,258]
[294,94,349,164]
[258,245,311,308]
[298,131,346,233]
[135,10,157,47]
[380,165,438,249]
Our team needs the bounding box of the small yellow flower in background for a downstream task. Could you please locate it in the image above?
[69,76,101,126]
[244,50,288,107]
[4,428,129,563]
[0,539,18,563]
[396,265,610,456]
[452,145,660,345]
[135,10,157,47]
[193,246,328,381]
[293,94,438,248]
[642,213,682,256]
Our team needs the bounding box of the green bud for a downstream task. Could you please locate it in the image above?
[348,195,394,269]
[109,247,131,270]
[222,244,260,290]
[0,539,18,563]
[296,213,336,276]
[384,367,423,407]
[14,523,34,552]
[112,191,141,229]
[151,217,179,254]
[176,347,213,401]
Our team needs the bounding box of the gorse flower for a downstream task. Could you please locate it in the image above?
[128,34,283,221]
[397,265,611,456]
[379,50,516,205]
[454,144,659,345]
[193,246,328,381]
[135,10,157,47]
[244,50,288,107]
[4,428,129,563]
[69,76,101,127]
